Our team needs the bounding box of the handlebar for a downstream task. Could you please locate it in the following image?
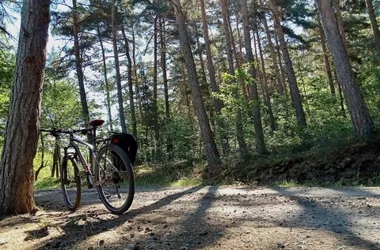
[40,128,90,136]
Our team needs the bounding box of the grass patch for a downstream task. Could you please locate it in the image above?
[34,177,60,190]
[134,159,204,187]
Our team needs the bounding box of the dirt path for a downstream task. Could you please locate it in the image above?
[1,186,380,250]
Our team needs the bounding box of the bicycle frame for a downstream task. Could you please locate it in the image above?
[64,131,104,188]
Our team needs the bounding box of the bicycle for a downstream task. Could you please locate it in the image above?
[40,119,135,214]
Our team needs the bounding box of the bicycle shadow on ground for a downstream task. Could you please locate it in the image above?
[271,187,380,250]
[36,186,206,249]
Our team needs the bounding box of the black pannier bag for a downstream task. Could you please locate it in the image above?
[110,133,138,164]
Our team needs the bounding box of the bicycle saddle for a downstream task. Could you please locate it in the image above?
[89,119,105,127]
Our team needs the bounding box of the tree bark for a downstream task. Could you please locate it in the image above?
[172,0,221,169]
[0,0,50,215]
[316,0,374,139]
[199,0,229,154]
[160,18,170,122]
[153,16,160,158]
[255,25,277,132]
[317,14,336,96]
[333,0,347,48]
[242,0,267,153]
[111,0,127,132]
[121,26,138,138]
[73,0,91,128]
[220,0,248,156]
[269,0,307,127]
[365,0,380,65]
[97,25,113,131]
[200,0,222,114]
[260,0,284,95]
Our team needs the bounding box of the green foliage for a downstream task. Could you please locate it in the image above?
[40,74,82,129]
[34,177,60,190]
[134,159,203,187]
[0,49,15,145]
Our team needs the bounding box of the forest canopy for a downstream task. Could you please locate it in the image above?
[1,0,380,183]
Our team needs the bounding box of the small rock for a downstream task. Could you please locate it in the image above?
[199,231,208,236]
[276,243,285,249]
[0,239,7,245]
[98,240,105,246]
[127,244,137,250]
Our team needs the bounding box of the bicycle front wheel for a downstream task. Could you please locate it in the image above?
[96,144,135,214]
[61,156,81,211]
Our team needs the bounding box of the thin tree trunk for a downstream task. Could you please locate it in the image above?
[333,0,347,48]
[121,26,137,138]
[153,16,160,157]
[365,0,380,65]
[200,0,229,154]
[242,0,267,153]
[159,17,172,158]
[316,0,374,138]
[274,32,288,97]
[269,0,307,127]
[260,0,284,95]
[160,18,170,122]
[220,0,248,156]
[317,14,335,96]
[112,0,127,132]
[255,26,277,132]
[333,68,347,117]
[172,0,221,169]
[35,133,46,181]
[132,25,143,124]
[0,0,50,215]
[200,0,222,113]
[73,0,91,128]
[97,25,113,131]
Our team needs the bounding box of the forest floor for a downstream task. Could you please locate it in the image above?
[1,186,380,250]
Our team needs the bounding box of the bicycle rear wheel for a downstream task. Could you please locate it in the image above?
[61,156,81,211]
[96,144,135,214]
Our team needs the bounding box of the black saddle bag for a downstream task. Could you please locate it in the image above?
[109,133,138,164]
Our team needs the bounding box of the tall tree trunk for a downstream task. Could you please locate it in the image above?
[255,26,277,132]
[242,0,267,153]
[200,0,222,114]
[35,133,46,181]
[132,25,143,124]
[159,17,172,158]
[159,18,170,122]
[0,0,50,215]
[200,0,229,154]
[172,0,221,169]
[333,68,347,117]
[121,27,138,138]
[333,0,347,48]
[260,0,284,95]
[317,14,335,96]
[220,0,248,156]
[274,32,288,97]
[153,16,160,158]
[97,25,113,131]
[365,0,380,65]
[73,0,91,127]
[269,0,307,127]
[111,0,127,132]
[316,0,374,139]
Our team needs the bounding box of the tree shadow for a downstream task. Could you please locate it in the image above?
[36,186,204,249]
[271,187,380,250]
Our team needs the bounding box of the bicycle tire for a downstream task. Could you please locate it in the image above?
[96,144,135,214]
[61,156,81,211]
